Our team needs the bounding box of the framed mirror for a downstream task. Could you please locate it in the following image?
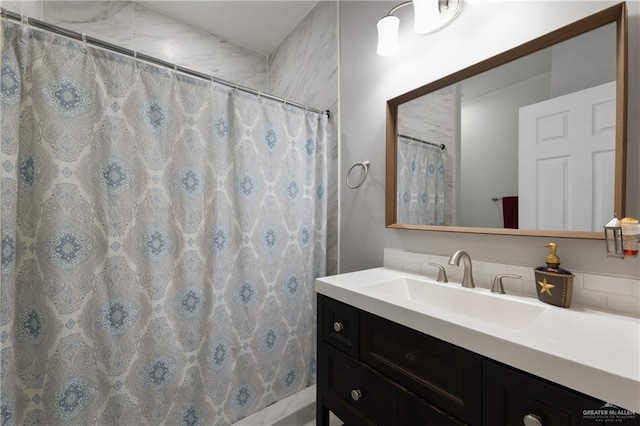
[386,3,627,239]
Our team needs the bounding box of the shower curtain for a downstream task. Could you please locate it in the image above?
[396,136,445,226]
[1,19,327,426]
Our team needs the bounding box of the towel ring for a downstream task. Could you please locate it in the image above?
[346,161,370,189]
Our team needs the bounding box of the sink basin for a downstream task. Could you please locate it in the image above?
[364,277,548,330]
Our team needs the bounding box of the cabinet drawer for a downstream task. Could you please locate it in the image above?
[482,359,622,426]
[360,311,481,425]
[322,296,359,358]
[324,345,405,426]
[406,392,468,426]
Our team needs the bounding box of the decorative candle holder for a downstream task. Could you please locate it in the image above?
[604,216,625,259]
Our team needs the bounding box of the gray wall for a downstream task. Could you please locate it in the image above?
[339,1,640,278]
[550,22,617,97]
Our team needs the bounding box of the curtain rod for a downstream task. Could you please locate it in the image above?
[398,134,445,150]
[0,8,331,119]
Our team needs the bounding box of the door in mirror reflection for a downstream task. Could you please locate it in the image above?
[519,81,616,232]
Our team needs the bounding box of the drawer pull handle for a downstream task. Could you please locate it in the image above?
[351,389,362,401]
[523,414,542,426]
[405,353,415,363]
[333,322,344,332]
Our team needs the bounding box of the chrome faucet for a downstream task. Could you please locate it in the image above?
[428,262,448,283]
[448,250,475,288]
[491,274,522,294]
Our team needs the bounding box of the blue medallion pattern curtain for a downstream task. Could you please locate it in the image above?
[396,136,446,226]
[1,19,327,426]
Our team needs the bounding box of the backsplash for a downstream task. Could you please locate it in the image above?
[384,248,640,316]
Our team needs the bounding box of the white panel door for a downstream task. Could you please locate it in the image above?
[518,81,616,231]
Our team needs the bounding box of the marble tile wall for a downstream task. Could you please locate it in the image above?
[268,0,339,275]
[2,0,42,21]
[1,0,268,90]
[384,248,640,316]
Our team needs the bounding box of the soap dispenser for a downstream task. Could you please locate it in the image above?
[533,243,574,308]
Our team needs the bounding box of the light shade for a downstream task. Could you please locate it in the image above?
[413,0,442,34]
[377,15,400,56]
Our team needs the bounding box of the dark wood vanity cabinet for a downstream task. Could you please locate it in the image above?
[318,295,479,425]
[359,311,481,424]
[317,294,637,426]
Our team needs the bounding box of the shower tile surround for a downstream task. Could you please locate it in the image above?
[384,248,640,316]
[2,0,269,90]
[229,383,342,426]
[268,0,339,275]
[2,0,339,275]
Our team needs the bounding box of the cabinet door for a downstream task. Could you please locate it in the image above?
[483,359,610,426]
[360,311,482,425]
[323,345,406,426]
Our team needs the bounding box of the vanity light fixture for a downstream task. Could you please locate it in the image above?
[377,0,462,56]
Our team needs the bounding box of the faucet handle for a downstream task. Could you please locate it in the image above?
[428,262,448,283]
[491,274,522,294]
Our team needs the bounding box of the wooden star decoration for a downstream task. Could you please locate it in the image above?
[537,278,555,296]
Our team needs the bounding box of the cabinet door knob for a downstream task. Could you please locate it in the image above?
[523,414,542,426]
[350,389,362,401]
[333,321,344,332]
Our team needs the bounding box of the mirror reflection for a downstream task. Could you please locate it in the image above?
[394,20,621,233]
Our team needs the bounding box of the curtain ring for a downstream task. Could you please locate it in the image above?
[132,50,138,74]
[346,161,370,189]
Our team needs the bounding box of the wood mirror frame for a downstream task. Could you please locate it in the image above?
[385,2,627,239]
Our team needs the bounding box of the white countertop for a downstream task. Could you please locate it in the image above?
[315,267,640,413]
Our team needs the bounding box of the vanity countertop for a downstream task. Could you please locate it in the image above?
[315,267,640,413]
